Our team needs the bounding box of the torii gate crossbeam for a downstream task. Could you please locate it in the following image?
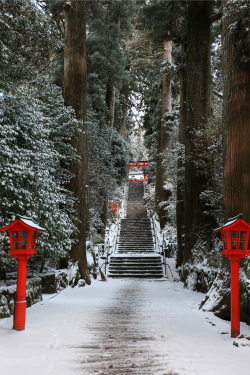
[128,161,148,168]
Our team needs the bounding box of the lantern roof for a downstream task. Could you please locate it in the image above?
[214,214,250,233]
[0,215,46,232]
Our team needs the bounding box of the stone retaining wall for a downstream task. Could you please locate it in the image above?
[0,270,68,320]
[0,277,42,319]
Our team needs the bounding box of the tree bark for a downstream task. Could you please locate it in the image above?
[119,104,127,140]
[100,81,116,235]
[155,38,172,229]
[183,1,213,281]
[176,43,186,268]
[64,0,90,283]
[222,1,250,223]
[200,1,250,321]
[106,81,116,149]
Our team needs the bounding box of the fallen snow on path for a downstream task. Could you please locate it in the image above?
[0,277,250,375]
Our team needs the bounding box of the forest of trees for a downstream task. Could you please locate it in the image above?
[0,0,250,321]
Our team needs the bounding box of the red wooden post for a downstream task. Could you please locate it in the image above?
[214,214,250,338]
[15,256,28,330]
[0,215,45,330]
[231,258,240,338]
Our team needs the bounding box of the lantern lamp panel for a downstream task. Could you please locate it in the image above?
[240,231,247,239]
[30,231,37,250]
[230,231,247,251]
[222,231,228,250]
[12,231,28,250]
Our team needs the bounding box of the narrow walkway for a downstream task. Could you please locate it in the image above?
[1,277,249,375]
[126,182,147,219]
[77,280,170,374]
[108,182,163,278]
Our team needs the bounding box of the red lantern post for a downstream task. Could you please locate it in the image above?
[214,214,250,338]
[0,215,45,330]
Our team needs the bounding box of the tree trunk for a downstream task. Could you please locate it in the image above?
[155,38,172,229]
[106,81,116,149]
[183,1,213,282]
[64,0,90,284]
[176,43,186,268]
[222,2,250,223]
[119,104,127,140]
[200,1,250,320]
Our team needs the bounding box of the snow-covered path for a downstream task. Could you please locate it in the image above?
[1,277,250,375]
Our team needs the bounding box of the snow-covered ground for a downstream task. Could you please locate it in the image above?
[0,272,250,375]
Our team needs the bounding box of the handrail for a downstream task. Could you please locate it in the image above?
[103,217,121,275]
[113,218,120,254]
[150,213,161,255]
[148,210,167,277]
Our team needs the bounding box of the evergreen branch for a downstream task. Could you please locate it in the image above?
[213,90,223,99]
[209,12,222,25]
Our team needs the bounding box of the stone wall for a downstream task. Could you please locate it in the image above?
[38,270,68,294]
[0,277,42,319]
[0,270,68,320]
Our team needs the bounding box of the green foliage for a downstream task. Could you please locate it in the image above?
[86,1,134,232]
[0,0,61,88]
[111,130,130,185]
[87,0,135,88]
[0,82,79,271]
[224,0,250,61]
[141,0,188,43]
[87,100,129,233]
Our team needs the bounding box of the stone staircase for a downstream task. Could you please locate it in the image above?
[117,218,154,254]
[126,181,147,219]
[108,254,163,278]
[108,181,163,278]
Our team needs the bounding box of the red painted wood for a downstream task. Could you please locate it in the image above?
[231,259,240,338]
[0,216,45,331]
[214,214,250,338]
[129,161,149,168]
[15,257,28,330]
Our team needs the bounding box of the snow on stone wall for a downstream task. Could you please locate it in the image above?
[0,277,42,319]
[0,270,69,319]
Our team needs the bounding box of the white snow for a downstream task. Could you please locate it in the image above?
[20,217,46,232]
[0,274,250,375]
[67,261,79,285]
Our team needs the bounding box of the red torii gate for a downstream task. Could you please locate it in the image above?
[129,161,149,168]
[128,161,148,182]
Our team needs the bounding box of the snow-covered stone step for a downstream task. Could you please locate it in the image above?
[118,239,154,242]
[117,249,154,252]
[117,245,154,247]
[109,257,161,263]
[117,247,154,250]
[108,266,162,271]
[114,251,157,254]
[108,273,163,279]
[118,245,154,247]
[116,251,155,254]
[108,254,163,278]
[120,229,151,231]
[118,250,154,253]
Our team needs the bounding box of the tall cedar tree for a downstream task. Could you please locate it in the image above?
[176,43,186,268]
[218,0,250,318]
[182,1,215,282]
[199,0,250,322]
[142,1,219,277]
[64,0,90,283]
[222,1,250,222]
[155,38,172,229]
[142,1,187,229]
[87,0,134,233]
[159,39,172,228]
